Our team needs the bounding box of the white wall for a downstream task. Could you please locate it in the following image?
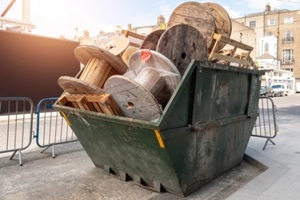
[259,35,277,58]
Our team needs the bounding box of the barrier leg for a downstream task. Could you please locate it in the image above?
[52,144,56,158]
[263,138,276,150]
[10,150,17,160]
[9,150,23,166]
[18,149,23,166]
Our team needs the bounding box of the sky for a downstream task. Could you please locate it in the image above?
[1,0,300,38]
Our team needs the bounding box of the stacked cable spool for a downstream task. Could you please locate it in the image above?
[57,1,256,121]
[120,1,233,76]
[104,49,181,121]
[57,42,129,116]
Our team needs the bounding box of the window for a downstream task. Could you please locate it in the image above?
[268,32,273,36]
[284,16,294,24]
[283,30,294,42]
[282,49,294,64]
[249,21,256,28]
[265,43,269,52]
[267,19,277,26]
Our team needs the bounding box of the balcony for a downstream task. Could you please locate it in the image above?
[282,59,294,65]
[282,36,294,43]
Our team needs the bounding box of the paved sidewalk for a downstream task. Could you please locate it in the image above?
[0,95,299,200]
[229,94,300,200]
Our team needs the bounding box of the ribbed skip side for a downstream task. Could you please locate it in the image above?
[53,61,263,196]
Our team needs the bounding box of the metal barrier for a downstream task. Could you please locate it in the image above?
[252,97,278,150]
[36,97,77,158]
[0,97,34,165]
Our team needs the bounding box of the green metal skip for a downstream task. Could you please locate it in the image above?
[53,60,263,196]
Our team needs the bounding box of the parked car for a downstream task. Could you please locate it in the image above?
[271,83,289,97]
[260,86,275,97]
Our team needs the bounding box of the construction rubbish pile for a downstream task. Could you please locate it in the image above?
[57,1,256,121]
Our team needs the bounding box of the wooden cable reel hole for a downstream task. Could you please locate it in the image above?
[58,45,128,94]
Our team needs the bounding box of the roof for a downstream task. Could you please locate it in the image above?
[234,9,292,19]
[256,53,276,59]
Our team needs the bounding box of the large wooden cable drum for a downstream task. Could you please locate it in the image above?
[57,45,128,94]
[156,24,208,75]
[202,2,232,51]
[167,1,215,49]
[104,72,163,121]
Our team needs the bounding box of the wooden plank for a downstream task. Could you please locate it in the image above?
[212,53,251,66]
[208,33,254,68]
[62,94,85,110]
[212,33,253,51]
[121,30,146,40]
[58,93,123,116]
[98,94,115,115]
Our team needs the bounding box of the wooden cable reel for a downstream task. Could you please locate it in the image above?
[167,1,232,52]
[156,24,208,76]
[167,1,215,49]
[104,50,181,120]
[99,36,130,57]
[140,29,165,50]
[104,70,162,121]
[202,2,232,52]
[57,45,128,94]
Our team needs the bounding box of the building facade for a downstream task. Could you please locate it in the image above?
[234,4,300,79]
[228,19,256,59]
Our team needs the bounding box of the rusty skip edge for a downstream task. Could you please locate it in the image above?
[54,104,161,130]
[192,114,258,132]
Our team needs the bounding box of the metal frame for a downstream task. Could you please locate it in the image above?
[252,97,278,150]
[0,97,34,165]
[35,97,77,158]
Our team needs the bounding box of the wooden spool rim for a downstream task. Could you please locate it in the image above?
[57,76,104,94]
[202,2,232,51]
[167,1,215,48]
[140,29,165,50]
[104,75,162,121]
[128,49,181,77]
[202,2,232,38]
[74,45,128,74]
